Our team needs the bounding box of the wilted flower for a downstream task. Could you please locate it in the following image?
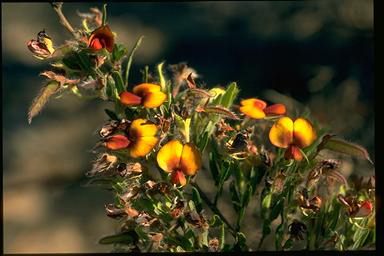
[288,220,307,241]
[338,195,373,218]
[88,25,114,52]
[239,98,286,119]
[27,30,55,59]
[269,117,317,161]
[157,140,202,186]
[120,83,167,108]
[104,119,159,158]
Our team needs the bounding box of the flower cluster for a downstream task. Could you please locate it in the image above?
[26,4,375,252]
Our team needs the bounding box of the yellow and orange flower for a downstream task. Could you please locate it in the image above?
[156,140,202,186]
[239,98,286,119]
[88,25,114,52]
[269,117,317,161]
[104,118,159,158]
[120,83,167,108]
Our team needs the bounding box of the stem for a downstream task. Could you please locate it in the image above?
[51,2,79,39]
[191,182,236,238]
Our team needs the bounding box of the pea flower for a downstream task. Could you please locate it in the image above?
[269,117,317,161]
[104,119,159,158]
[88,25,114,52]
[120,83,167,108]
[156,140,202,186]
[239,98,286,119]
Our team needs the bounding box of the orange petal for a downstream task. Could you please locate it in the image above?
[180,143,202,176]
[132,83,161,97]
[157,140,183,172]
[240,98,267,109]
[129,136,158,158]
[240,104,266,119]
[264,103,286,116]
[284,144,303,161]
[143,91,167,108]
[120,92,142,106]
[269,117,294,148]
[171,170,187,186]
[105,134,130,150]
[88,25,114,52]
[293,118,317,148]
[129,119,158,138]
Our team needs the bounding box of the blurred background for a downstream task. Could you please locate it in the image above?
[2,1,374,252]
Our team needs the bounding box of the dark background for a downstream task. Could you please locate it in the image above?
[2,1,374,252]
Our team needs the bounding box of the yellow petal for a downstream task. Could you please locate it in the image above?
[240,98,267,109]
[133,83,161,96]
[240,104,266,119]
[129,119,158,138]
[156,140,183,172]
[269,117,294,148]
[129,136,158,158]
[180,143,202,176]
[143,91,167,108]
[293,118,317,148]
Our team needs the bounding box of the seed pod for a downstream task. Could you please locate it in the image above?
[317,135,373,164]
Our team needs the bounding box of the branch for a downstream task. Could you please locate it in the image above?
[191,182,236,238]
[51,2,79,39]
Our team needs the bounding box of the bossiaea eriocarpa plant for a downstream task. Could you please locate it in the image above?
[26,3,375,252]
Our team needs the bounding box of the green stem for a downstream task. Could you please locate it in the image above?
[191,182,236,238]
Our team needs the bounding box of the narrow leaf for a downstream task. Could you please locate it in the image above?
[112,71,125,94]
[157,61,166,91]
[192,187,203,213]
[124,35,144,87]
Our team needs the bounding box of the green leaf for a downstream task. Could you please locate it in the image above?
[134,226,149,243]
[261,193,272,220]
[242,186,252,208]
[188,200,196,213]
[98,231,138,245]
[233,232,247,251]
[283,238,293,250]
[197,131,209,152]
[229,181,241,212]
[105,76,115,99]
[102,3,107,26]
[28,81,60,124]
[270,198,284,221]
[192,187,203,213]
[209,215,224,227]
[62,53,82,71]
[112,43,128,63]
[220,82,239,108]
[220,223,225,250]
[104,109,119,121]
[124,35,144,87]
[112,71,125,94]
[250,165,267,195]
[76,50,94,74]
[209,142,220,185]
[157,61,166,91]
